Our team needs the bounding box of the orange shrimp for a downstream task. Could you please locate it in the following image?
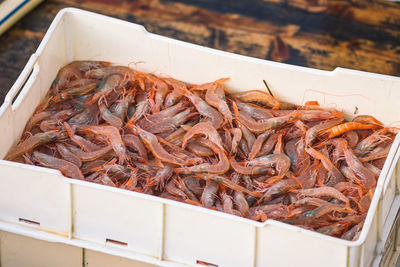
[343,143,376,191]
[201,180,219,208]
[352,115,383,126]
[175,149,229,174]
[205,79,233,124]
[248,131,271,160]
[56,143,82,167]
[297,187,350,206]
[220,187,241,216]
[229,156,275,175]
[247,154,291,184]
[67,145,113,162]
[181,122,224,151]
[197,174,263,198]
[305,117,343,146]
[79,125,128,164]
[183,87,223,129]
[233,191,249,217]
[122,134,148,159]
[305,146,345,186]
[32,151,84,180]
[5,132,63,160]
[63,122,101,152]
[234,90,280,109]
[232,102,298,134]
[131,126,185,165]
[323,122,381,139]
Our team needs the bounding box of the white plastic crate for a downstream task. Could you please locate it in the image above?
[0,8,400,267]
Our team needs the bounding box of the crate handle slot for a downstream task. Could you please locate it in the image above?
[5,53,38,106]
[196,260,218,266]
[19,218,40,226]
[105,238,128,246]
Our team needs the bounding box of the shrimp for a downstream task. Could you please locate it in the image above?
[138,102,184,129]
[146,75,169,112]
[305,117,343,146]
[163,78,187,108]
[197,174,263,198]
[175,150,229,174]
[239,123,256,151]
[342,223,363,241]
[186,142,215,157]
[145,109,193,134]
[56,143,82,167]
[317,222,349,236]
[205,79,233,123]
[63,122,101,151]
[343,144,376,190]
[79,125,128,164]
[67,145,113,161]
[181,122,224,151]
[284,137,298,168]
[352,115,383,126]
[131,126,185,165]
[355,128,391,155]
[247,154,291,184]
[234,90,280,109]
[305,146,345,186]
[297,187,350,206]
[229,156,275,175]
[248,131,271,160]
[121,134,147,159]
[5,132,63,160]
[230,128,242,155]
[68,103,99,125]
[99,103,123,129]
[273,134,284,154]
[183,88,223,129]
[302,204,355,219]
[87,74,123,105]
[234,191,249,217]
[292,197,330,208]
[184,177,203,196]
[323,122,381,139]
[32,151,84,180]
[201,180,219,208]
[24,110,57,133]
[51,83,97,103]
[259,132,280,156]
[236,101,273,120]
[85,65,135,80]
[334,182,363,197]
[220,187,241,216]
[127,90,149,124]
[232,102,298,134]
[359,143,392,162]
[166,179,188,199]
[52,60,110,90]
[153,164,174,190]
[343,131,359,148]
[261,179,300,203]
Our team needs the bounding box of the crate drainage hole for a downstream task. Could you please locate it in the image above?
[19,218,40,226]
[106,238,128,246]
[196,260,218,266]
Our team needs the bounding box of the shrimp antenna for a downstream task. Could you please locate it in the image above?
[263,80,274,97]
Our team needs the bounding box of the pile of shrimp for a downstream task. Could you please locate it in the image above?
[6,61,397,240]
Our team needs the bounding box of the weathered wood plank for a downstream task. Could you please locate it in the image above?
[0,0,399,104]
